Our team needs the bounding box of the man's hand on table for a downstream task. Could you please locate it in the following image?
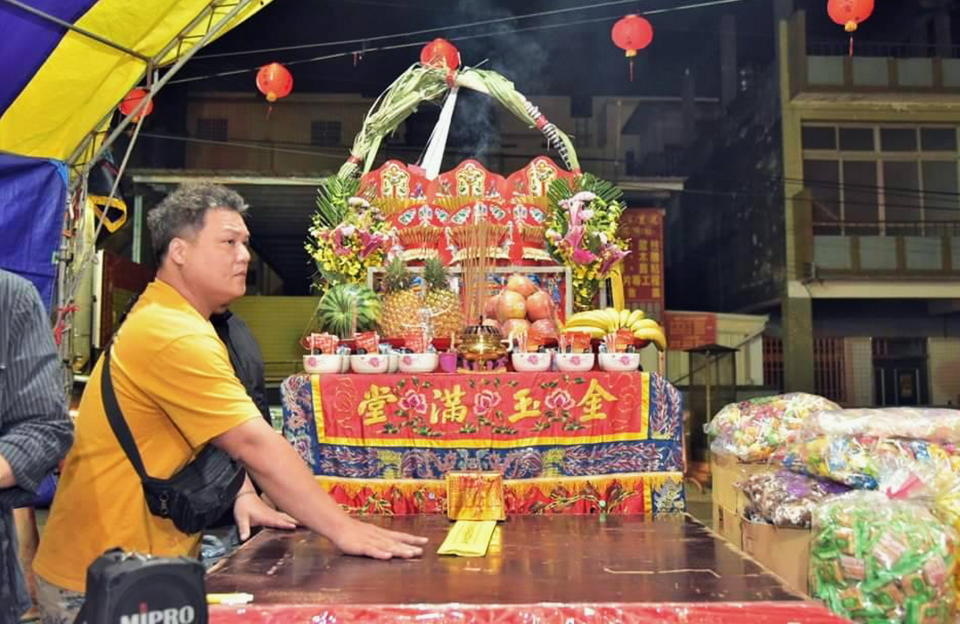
[234,492,298,541]
[331,517,428,559]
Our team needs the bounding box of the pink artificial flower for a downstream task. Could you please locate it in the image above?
[571,247,598,265]
[598,243,630,275]
[563,224,585,250]
[359,231,386,259]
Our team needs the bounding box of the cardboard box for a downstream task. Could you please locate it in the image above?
[713,504,743,547]
[740,518,811,596]
[709,454,774,547]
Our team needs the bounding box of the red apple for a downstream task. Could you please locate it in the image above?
[502,318,531,338]
[505,273,537,298]
[497,290,527,321]
[525,290,553,321]
[483,294,500,320]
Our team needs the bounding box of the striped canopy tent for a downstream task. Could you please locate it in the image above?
[0,0,273,360]
[0,0,272,169]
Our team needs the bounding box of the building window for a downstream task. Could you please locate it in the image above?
[196,118,228,142]
[311,121,342,147]
[802,124,960,235]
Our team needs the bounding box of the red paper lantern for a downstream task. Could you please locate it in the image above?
[118,88,153,121]
[256,62,293,103]
[611,14,654,58]
[420,38,461,71]
[827,0,874,32]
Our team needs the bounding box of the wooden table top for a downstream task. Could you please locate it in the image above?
[206,514,803,606]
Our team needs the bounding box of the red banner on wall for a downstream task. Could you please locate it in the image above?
[664,312,718,351]
[619,209,665,320]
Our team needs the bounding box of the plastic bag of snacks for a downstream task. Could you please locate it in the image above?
[804,408,960,445]
[737,470,849,529]
[810,491,956,623]
[773,435,960,490]
[704,393,841,462]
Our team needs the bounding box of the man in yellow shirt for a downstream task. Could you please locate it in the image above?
[34,183,426,621]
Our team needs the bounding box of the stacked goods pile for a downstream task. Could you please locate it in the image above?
[738,471,849,529]
[705,393,841,463]
[483,274,560,343]
[811,493,956,623]
[772,436,960,490]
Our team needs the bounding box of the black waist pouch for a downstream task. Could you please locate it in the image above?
[101,348,245,534]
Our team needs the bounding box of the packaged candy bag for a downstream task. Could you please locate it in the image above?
[773,435,960,490]
[810,492,956,623]
[737,470,849,529]
[704,393,840,462]
[803,408,960,445]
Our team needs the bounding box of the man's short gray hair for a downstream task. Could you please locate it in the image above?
[147,182,248,264]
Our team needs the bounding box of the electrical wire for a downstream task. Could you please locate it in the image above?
[137,129,960,213]
[196,0,747,60]
[171,0,748,84]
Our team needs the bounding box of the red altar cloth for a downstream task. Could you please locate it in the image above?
[281,370,684,515]
[312,370,657,445]
[210,602,848,623]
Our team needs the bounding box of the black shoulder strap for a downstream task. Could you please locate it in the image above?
[101,347,151,481]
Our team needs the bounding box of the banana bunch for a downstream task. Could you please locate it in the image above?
[562,308,668,351]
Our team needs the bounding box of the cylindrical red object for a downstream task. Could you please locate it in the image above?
[827,0,874,32]
[611,14,654,57]
[118,88,154,120]
[256,63,293,103]
[420,38,461,71]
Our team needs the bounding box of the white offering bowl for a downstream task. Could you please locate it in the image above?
[555,352,595,373]
[303,354,342,374]
[598,352,641,372]
[397,352,439,374]
[350,354,390,374]
[511,352,552,372]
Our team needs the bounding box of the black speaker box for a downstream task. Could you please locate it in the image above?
[75,549,208,624]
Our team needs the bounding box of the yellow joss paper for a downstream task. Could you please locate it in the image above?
[446,471,506,521]
[437,520,498,557]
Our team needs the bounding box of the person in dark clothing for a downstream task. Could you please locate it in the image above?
[210,311,270,426]
[0,270,74,621]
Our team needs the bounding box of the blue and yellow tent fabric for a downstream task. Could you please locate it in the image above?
[0,0,272,303]
[0,0,272,161]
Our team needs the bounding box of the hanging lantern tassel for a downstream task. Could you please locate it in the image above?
[611,15,653,82]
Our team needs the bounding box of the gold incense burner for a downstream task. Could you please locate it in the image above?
[457,325,507,362]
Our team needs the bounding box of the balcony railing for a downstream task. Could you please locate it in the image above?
[807,40,960,59]
[810,222,960,275]
[813,220,960,237]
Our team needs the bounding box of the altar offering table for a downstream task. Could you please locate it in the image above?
[281,371,685,515]
[206,515,847,623]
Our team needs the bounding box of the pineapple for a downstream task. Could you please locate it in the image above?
[423,258,464,338]
[379,257,420,337]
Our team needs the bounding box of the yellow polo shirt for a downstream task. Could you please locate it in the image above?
[35,279,261,592]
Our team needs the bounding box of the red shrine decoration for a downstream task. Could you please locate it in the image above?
[611,15,654,81]
[256,62,294,102]
[827,0,874,32]
[118,88,153,121]
[420,38,461,72]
